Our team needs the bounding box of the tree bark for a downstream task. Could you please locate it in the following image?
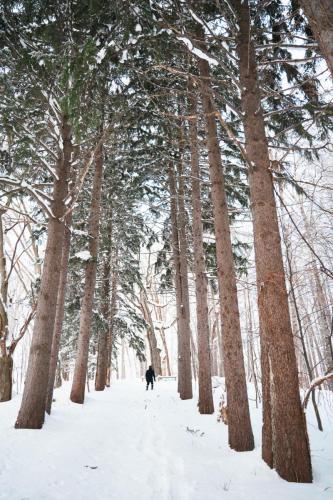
[45,214,72,414]
[70,138,103,404]
[15,116,72,429]
[168,162,192,399]
[95,252,111,391]
[0,355,13,402]
[187,77,213,413]
[232,0,312,481]
[176,131,193,399]
[300,0,333,78]
[197,38,254,447]
[106,262,118,387]
[0,209,11,402]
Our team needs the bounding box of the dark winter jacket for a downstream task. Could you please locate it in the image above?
[145,367,156,382]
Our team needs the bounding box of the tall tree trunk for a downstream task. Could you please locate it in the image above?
[152,291,172,376]
[176,130,193,399]
[0,208,10,402]
[300,206,333,383]
[106,263,118,387]
[15,116,72,429]
[167,162,192,399]
[140,288,162,375]
[95,253,111,391]
[312,267,333,384]
[232,0,312,481]
[70,138,103,404]
[197,36,254,448]
[209,282,224,377]
[0,355,12,402]
[299,0,333,78]
[187,77,213,413]
[45,214,72,414]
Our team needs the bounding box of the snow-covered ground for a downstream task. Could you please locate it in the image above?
[1,379,332,500]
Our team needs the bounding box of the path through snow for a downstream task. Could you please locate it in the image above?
[1,379,332,499]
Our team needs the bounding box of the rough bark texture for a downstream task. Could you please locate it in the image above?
[95,254,111,391]
[0,355,13,402]
[300,0,333,78]
[187,77,213,413]
[232,0,312,481]
[15,116,72,429]
[70,140,103,404]
[197,41,254,445]
[45,214,72,414]
[168,162,193,400]
[176,134,193,399]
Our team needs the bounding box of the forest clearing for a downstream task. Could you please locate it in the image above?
[1,0,333,498]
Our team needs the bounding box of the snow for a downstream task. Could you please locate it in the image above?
[189,9,205,27]
[1,380,332,499]
[74,250,92,261]
[178,37,218,66]
[96,47,107,64]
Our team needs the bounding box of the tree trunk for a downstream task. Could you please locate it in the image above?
[54,362,62,389]
[70,138,103,404]
[232,0,312,481]
[15,116,72,429]
[140,288,162,375]
[300,205,333,385]
[300,0,333,78]
[0,355,13,402]
[106,263,118,387]
[167,162,192,399]
[197,36,254,448]
[176,131,193,399]
[45,214,72,414]
[209,282,224,377]
[152,291,172,376]
[187,77,213,413]
[0,208,10,402]
[95,253,111,391]
[312,266,333,387]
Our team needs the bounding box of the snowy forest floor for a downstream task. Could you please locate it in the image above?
[1,379,333,500]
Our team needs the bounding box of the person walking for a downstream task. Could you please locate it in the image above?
[145,366,156,390]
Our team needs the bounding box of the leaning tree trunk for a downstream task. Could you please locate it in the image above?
[232,0,312,482]
[168,162,192,399]
[197,39,254,448]
[300,0,333,78]
[187,77,213,413]
[70,139,103,404]
[15,116,72,429]
[95,247,111,391]
[45,214,72,414]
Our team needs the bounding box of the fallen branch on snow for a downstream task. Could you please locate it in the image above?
[302,372,333,409]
